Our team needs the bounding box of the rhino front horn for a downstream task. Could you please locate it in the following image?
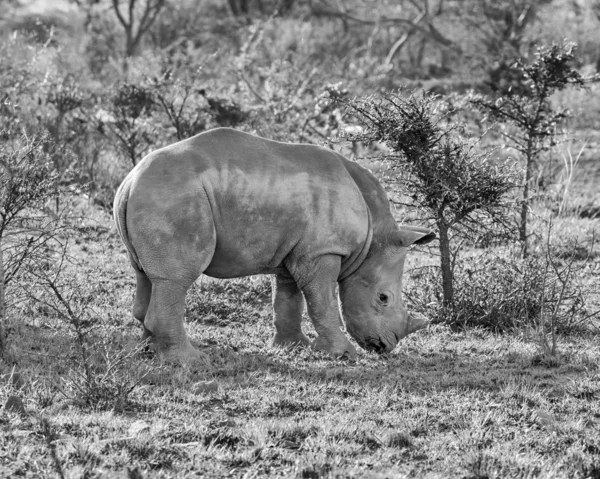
[407,315,428,335]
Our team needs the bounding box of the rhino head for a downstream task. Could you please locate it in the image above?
[339,226,435,354]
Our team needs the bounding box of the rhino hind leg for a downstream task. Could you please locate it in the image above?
[128,196,217,367]
[143,280,210,366]
[296,255,357,360]
[132,264,152,324]
[131,264,153,347]
[271,274,310,348]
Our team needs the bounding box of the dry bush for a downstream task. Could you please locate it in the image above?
[21,242,152,411]
[60,335,151,412]
[406,240,595,337]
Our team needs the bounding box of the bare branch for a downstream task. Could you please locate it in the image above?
[133,0,166,48]
[384,10,427,66]
[112,0,130,28]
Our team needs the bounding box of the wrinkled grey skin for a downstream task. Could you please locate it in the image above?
[114,128,435,364]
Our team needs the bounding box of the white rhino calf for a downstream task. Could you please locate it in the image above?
[114,128,434,364]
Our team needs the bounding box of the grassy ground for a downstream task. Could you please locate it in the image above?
[1,201,599,479]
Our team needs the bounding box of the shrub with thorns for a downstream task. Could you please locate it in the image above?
[22,241,151,411]
[341,91,517,307]
[0,135,61,356]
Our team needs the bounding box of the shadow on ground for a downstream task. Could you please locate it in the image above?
[4,320,598,412]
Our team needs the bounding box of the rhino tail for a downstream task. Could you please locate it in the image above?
[113,175,142,271]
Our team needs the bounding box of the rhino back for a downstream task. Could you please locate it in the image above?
[126,128,371,281]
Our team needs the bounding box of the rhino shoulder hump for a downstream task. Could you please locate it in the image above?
[339,157,395,229]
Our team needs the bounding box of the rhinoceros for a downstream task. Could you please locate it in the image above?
[113,128,434,364]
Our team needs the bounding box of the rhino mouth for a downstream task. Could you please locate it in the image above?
[364,337,390,354]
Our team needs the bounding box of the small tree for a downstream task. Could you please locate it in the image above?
[96,83,157,167]
[342,91,515,307]
[148,72,208,141]
[471,42,590,257]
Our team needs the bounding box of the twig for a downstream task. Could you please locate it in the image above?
[40,417,66,479]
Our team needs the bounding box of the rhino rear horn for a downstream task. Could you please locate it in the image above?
[392,226,436,247]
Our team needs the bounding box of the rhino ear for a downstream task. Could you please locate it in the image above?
[392,225,436,247]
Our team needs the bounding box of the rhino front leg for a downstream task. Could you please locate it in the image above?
[144,280,210,366]
[299,256,357,360]
[272,274,310,348]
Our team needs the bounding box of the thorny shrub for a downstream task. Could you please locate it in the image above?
[22,244,152,411]
[148,71,209,141]
[96,83,158,167]
[405,242,593,335]
[0,135,63,354]
[340,90,517,306]
[61,336,152,412]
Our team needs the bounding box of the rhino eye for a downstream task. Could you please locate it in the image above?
[378,293,389,303]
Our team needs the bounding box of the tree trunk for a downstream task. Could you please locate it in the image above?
[437,221,453,306]
[122,29,135,74]
[519,138,534,258]
[125,30,136,57]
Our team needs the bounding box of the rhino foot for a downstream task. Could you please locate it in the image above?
[158,341,212,370]
[138,325,153,355]
[272,332,311,349]
[312,336,357,361]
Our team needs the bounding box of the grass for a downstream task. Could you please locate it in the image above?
[1,205,600,479]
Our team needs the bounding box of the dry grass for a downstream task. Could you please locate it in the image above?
[1,205,600,478]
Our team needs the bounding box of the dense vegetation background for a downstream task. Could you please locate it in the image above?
[1,1,599,477]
